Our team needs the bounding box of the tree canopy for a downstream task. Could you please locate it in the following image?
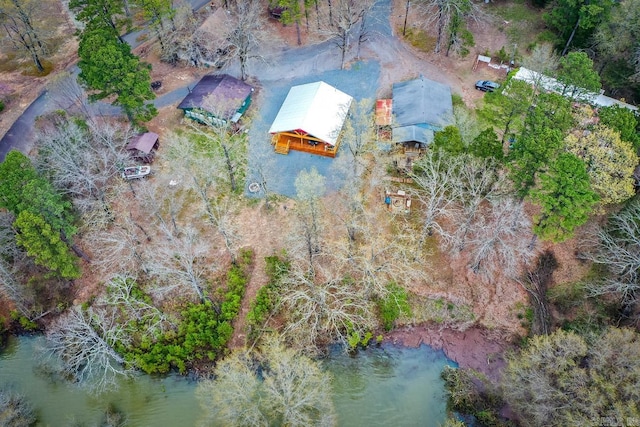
[432,125,465,155]
[543,0,613,55]
[478,78,535,145]
[529,152,597,242]
[0,150,79,278]
[556,52,601,99]
[598,105,640,151]
[469,127,503,161]
[69,0,130,36]
[503,327,640,427]
[78,27,157,122]
[196,338,336,426]
[565,125,637,206]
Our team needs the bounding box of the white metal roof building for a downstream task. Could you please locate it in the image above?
[513,67,638,111]
[269,81,354,147]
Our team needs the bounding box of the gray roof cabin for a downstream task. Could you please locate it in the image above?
[392,76,454,146]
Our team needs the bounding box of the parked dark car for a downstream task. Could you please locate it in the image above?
[475,80,501,92]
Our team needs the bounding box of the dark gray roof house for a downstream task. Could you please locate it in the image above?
[392,75,454,146]
[178,74,253,125]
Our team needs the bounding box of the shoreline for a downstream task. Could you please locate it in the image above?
[384,324,513,382]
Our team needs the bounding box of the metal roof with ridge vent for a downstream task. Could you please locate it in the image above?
[392,75,453,144]
[268,81,354,146]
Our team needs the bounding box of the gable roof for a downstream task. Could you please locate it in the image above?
[126,132,159,153]
[392,76,454,129]
[177,74,253,119]
[268,81,354,146]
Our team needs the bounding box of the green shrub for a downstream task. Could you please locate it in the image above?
[9,311,37,332]
[246,255,290,339]
[442,366,509,426]
[124,259,251,374]
[494,46,509,63]
[0,100,4,113]
[377,283,411,331]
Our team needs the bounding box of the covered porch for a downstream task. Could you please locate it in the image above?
[271,131,338,158]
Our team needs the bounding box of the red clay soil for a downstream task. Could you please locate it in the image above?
[385,324,511,382]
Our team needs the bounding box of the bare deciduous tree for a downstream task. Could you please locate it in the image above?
[186,98,247,193]
[145,227,215,302]
[247,134,280,208]
[410,150,460,242]
[224,0,266,81]
[448,155,507,251]
[44,306,132,394]
[291,168,327,269]
[418,0,484,55]
[278,262,376,352]
[318,0,374,69]
[34,116,133,222]
[88,214,148,274]
[0,0,50,71]
[462,198,536,282]
[584,199,640,316]
[99,274,173,334]
[164,132,241,263]
[197,337,336,426]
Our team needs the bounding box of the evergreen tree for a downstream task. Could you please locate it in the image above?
[530,152,597,242]
[432,125,465,155]
[598,105,640,151]
[0,150,80,278]
[556,51,601,99]
[469,128,503,161]
[69,0,130,38]
[14,211,80,278]
[78,27,157,122]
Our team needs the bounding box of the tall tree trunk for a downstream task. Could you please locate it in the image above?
[403,0,410,36]
[561,16,580,56]
[340,30,347,69]
[222,143,237,192]
[356,13,366,59]
[435,5,445,54]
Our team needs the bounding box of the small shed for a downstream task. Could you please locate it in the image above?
[392,75,454,147]
[126,132,159,163]
[269,81,353,158]
[178,74,254,125]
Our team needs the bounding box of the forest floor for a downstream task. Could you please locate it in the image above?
[0,0,591,379]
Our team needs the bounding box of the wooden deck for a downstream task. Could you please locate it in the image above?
[272,133,337,158]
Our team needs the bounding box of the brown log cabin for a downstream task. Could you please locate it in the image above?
[269,81,353,158]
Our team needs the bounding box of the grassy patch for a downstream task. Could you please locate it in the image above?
[400,27,436,53]
[0,53,20,73]
[400,294,476,328]
[491,1,545,52]
[21,60,55,77]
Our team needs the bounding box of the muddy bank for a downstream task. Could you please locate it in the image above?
[384,324,514,382]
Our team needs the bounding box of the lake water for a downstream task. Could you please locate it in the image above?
[0,335,455,426]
